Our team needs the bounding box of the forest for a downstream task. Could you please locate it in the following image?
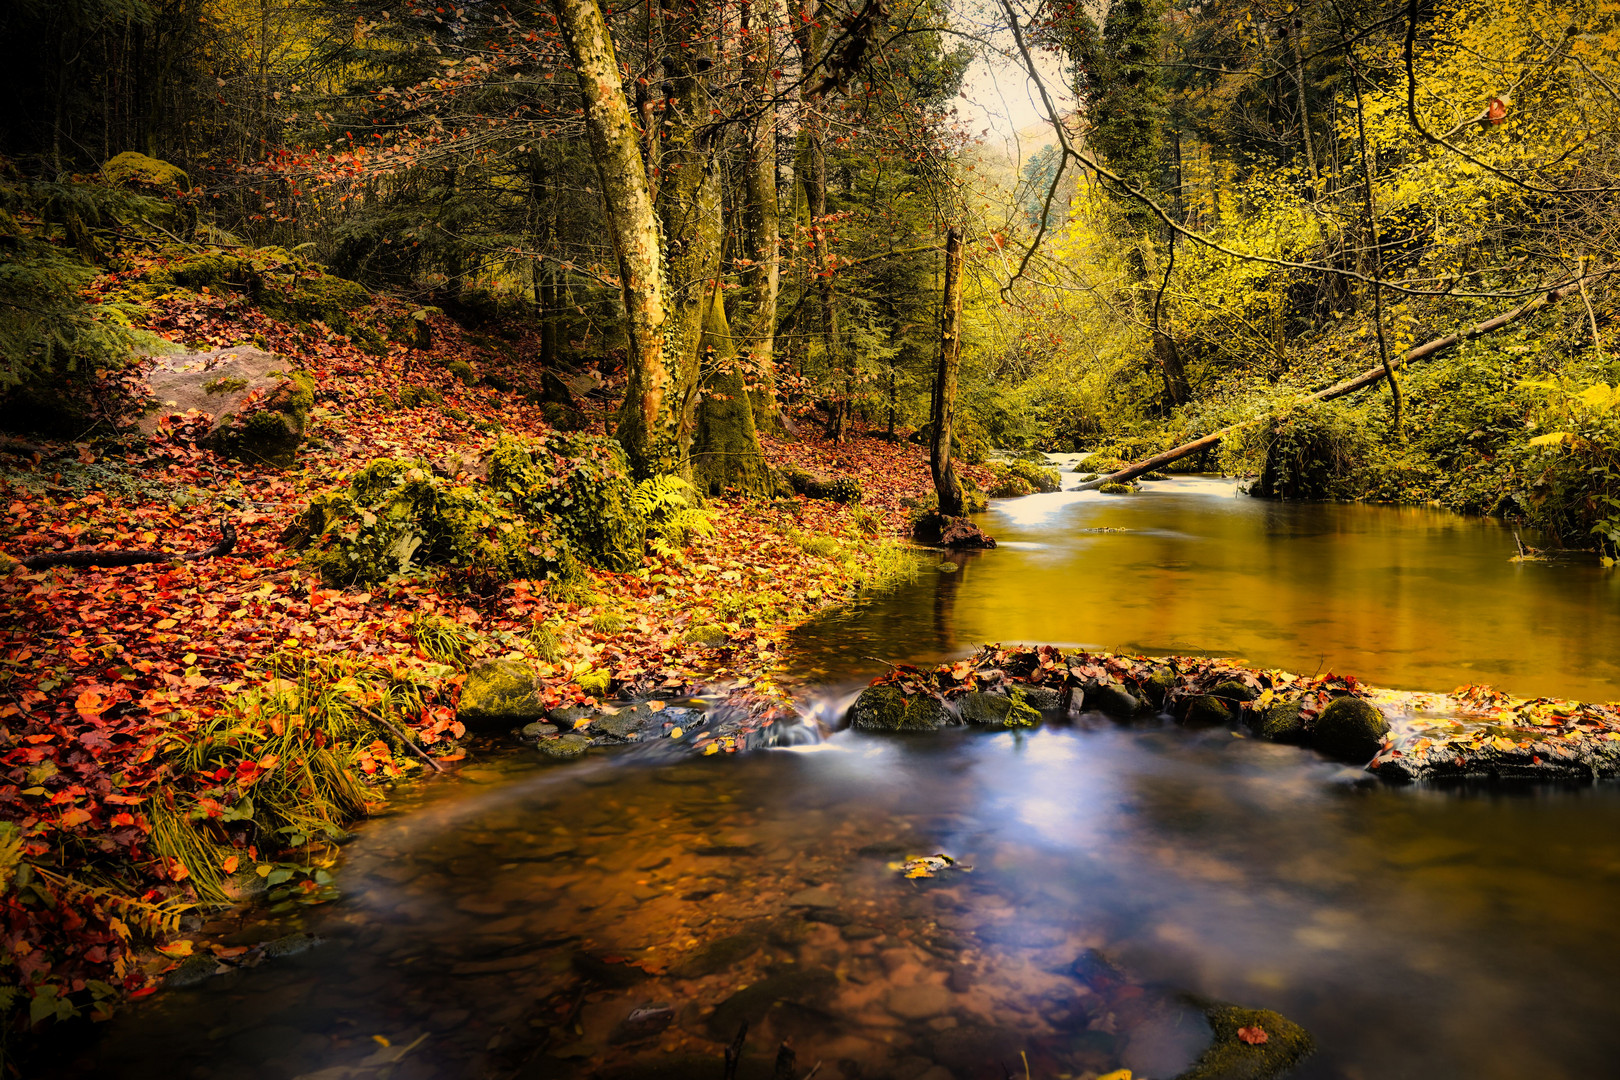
[5,1,1620,1078]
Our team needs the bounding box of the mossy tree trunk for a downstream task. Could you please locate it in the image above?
[930,227,967,517]
[741,0,784,434]
[692,288,773,495]
[550,0,674,475]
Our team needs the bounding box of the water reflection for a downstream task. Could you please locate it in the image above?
[795,476,1620,703]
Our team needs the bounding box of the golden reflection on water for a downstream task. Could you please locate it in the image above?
[797,478,1620,703]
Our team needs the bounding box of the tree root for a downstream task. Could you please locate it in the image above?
[18,520,237,571]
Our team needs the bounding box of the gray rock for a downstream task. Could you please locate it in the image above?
[140,347,313,466]
[519,721,559,740]
[547,704,593,730]
[1084,681,1141,717]
[1020,685,1065,711]
[592,703,659,740]
[459,660,546,731]
[1313,696,1390,763]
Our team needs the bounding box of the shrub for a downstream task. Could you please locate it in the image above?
[287,458,573,587]
[486,433,645,572]
[1235,400,1372,501]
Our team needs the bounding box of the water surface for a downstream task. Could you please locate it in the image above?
[47,472,1620,1080]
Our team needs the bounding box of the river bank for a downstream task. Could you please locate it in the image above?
[0,255,993,1038]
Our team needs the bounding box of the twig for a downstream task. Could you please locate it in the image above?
[18,519,237,571]
[360,707,445,773]
[723,1021,749,1080]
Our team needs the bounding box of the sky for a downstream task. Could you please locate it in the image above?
[949,4,1075,170]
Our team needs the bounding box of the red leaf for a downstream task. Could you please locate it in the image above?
[1238,1026,1269,1046]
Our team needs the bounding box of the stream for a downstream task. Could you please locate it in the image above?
[45,468,1620,1080]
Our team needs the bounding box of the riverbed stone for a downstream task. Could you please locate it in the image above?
[547,704,592,730]
[706,967,837,1038]
[956,691,1014,725]
[592,702,659,740]
[536,732,591,760]
[672,931,764,978]
[519,721,558,740]
[458,660,545,731]
[886,983,953,1021]
[1020,685,1065,711]
[1312,696,1389,763]
[1250,695,1306,743]
[1143,667,1178,706]
[1179,694,1233,727]
[848,684,953,732]
[1084,681,1142,717]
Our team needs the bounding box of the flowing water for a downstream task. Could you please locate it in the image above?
[45,470,1620,1080]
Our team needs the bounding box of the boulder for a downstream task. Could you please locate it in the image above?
[140,347,313,466]
[1084,681,1142,718]
[956,691,1015,725]
[1210,679,1258,706]
[780,467,862,503]
[1142,667,1178,707]
[848,684,953,732]
[1179,694,1233,727]
[458,660,546,731]
[1020,685,1065,711]
[103,151,190,192]
[1249,695,1306,744]
[591,702,660,741]
[1312,696,1389,763]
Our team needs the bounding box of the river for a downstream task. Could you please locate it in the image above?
[44,468,1620,1080]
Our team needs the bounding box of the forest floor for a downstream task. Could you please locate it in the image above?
[0,266,991,1031]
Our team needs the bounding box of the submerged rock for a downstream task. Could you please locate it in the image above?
[1175,1003,1313,1080]
[706,966,837,1039]
[671,930,763,978]
[848,684,954,732]
[1312,696,1389,763]
[458,660,546,731]
[537,732,592,760]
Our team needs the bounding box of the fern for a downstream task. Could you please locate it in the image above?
[632,475,717,557]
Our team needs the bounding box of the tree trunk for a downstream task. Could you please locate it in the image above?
[742,0,784,433]
[1076,278,1589,491]
[692,287,774,495]
[930,228,967,517]
[550,0,673,475]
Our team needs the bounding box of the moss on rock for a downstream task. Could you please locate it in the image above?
[1312,696,1389,762]
[1098,481,1135,494]
[987,459,1061,494]
[987,474,1034,498]
[447,359,475,386]
[848,684,953,732]
[102,152,190,192]
[1180,694,1234,727]
[683,624,729,648]
[458,660,546,732]
[206,369,313,467]
[957,691,1015,725]
[1175,1004,1313,1080]
[1250,695,1307,743]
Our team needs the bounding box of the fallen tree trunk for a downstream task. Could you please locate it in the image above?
[18,522,237,571]
[1077,279,1589,491]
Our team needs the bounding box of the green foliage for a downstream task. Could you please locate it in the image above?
[1232,400,1372,501]
[411,613,475,666]
[631,474,717,558]
[1511,382,1620,556]
[289,457,573,587]
[987,459,1061,494]
[486,433,645,573]
[0,165,155,430]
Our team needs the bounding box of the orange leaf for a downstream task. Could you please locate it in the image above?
[58,808,92,828]
[156,940,194,959]
[1237,1026,1269,1046]
[222,855,239,874]
[74,690,107,716]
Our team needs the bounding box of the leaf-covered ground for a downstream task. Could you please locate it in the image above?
[0,258,961,1029]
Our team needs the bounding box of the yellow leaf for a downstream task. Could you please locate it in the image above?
[1098,1072,1132,1080]
[1528,431,1573,447]
[669,727,684,739]
[372,1035,391,1048]
[156,940,194,959]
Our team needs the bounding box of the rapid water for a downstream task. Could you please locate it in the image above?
[45,470,1620,1080]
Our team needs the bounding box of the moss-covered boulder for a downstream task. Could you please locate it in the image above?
[139,347,312,466]
[957,691,1015,725]
[1312,696,1389,763]
[848,684,953,732]
[1179,694,1233,727]
[285,457,574,587]
[458,660,546,732]
[1098,481,1136,494]
[487,434,644,573]
[1211,680,1258,706]
[146,246,373,338]
[988,474,1034,498]
[446,359,475,386]
[683,624,730,648]
[987,459,1061,494]
[1250,695,1307,743]
[102,152,189,193]
[1175,1004,1313,1080]
[1142,667,1178,707]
